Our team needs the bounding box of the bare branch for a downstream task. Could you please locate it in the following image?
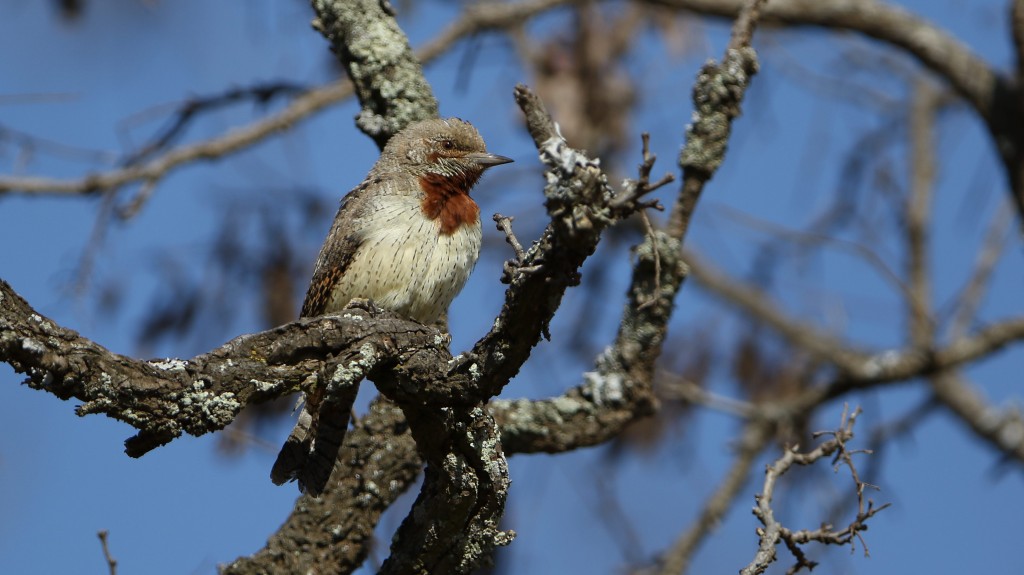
[906,77,939,347]
[930,372,1024,464]
[741,407,890,575]
[683,249,871,372]
[493,213,537,284]
[0,0,576,200]
[947,204,1013,339]
[311,0,439,146]
[656,371,756,419]
[651,0,999,124]
[453,84,655,397]
[0,80,355,198]
[96,530,117,575]
[668,0,764,240]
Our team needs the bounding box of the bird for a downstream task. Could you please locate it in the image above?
[270,117,512,495]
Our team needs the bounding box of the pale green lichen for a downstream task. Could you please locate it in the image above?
[177,379,242,433]
[250,379,279,393]
[152,358,188,372]
[20,338,45,355]
[326,343,378,393]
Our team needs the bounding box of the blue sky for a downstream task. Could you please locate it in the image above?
[1,1,1021,574]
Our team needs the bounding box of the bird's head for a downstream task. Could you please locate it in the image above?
[384,117,512,192]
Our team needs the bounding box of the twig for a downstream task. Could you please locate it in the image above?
[740,406,890,575]
[97,530,117,575]
[709,204,918,310]
[117,178,157,219]
[947,203,1013,339]
[73,189,119,295]
[493,213,541,284]
[636,210,662,310]
[668,0,766,241]
[611,132,674,211]
[0,123,117,164]
[682,249,870,373]
[656,371,755,418]
[619,133,673,310]
[118,81,309,167]
[905,77,939,348]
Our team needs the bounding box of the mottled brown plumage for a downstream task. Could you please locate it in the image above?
[270,118,511,495]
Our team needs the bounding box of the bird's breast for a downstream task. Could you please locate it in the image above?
[418,172,481,235]
[327,193,481,324]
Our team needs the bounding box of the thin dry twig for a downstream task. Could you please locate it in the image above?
[656,370,756,418]
[612,132,674,210]
[624,132,674,310]
[947,203,1013,339]
[906,77,939,348]
[492,213,541,284]
[636,210,662,310]
[97,530,117,575]
[741,406,890,575]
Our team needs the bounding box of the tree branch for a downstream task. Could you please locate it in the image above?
[0,279,449,456]
[651,0,998,123]
[0,0,575,199]
[663,0,1024,230]
[310,0,440,146]
[741,407,889,575]
[930,372,1024,464]
[222,399,422,575]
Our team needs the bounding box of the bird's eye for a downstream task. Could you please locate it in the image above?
[441,139,455,151]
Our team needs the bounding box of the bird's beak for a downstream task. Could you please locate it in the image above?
[465,152,514,168]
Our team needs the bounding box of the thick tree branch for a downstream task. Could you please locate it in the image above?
[450,85,655,401]
[491,229,682,454]
[222,399,421,575]
[310,0,439,146]
[668,0,763,240]
[0,279,452,456]
[379,406,511,575]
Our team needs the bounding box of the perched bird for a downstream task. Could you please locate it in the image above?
[270,117,512,495]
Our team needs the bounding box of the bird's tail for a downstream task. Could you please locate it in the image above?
[270,390,356,496]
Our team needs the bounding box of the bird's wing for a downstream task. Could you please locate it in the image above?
[300,177,379,318]
[272,177,380,494]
